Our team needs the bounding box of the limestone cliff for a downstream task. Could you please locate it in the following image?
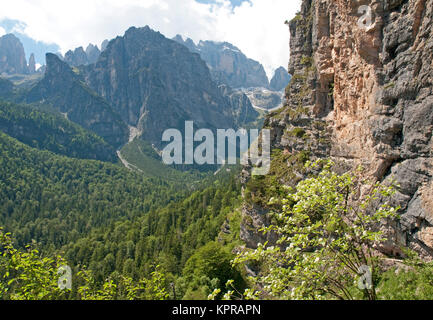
[173,36,270,89]
[0,34,29,75]
[83,27,258,147]
[242,0,433,260]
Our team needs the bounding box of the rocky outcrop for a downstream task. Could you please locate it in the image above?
[0,34,29,75]
[85,44,101,64]
[218,84,260,127]
[243,0,433,260]
[101,39,109,51]
[25,53,129,148]
[64,47,89,67]
[269,66,292,91]
[64,44,101,67]
[28,53,36,73]
[174,35,270,89]
[82,27,257,147]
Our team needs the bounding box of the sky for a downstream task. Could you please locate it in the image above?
[0,0,301,78]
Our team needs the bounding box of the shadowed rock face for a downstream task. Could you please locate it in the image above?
[173,35,270,89]
[25,53,129,148]
[82,26,257,147]
[28,53,36,74]
[0,34,29,75]
[85,44,101,64]
[270,66,292,91]
[64,44,101,67]
[243,0,433,260]
[64,47,89,67]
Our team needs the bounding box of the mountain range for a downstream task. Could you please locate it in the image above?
[1,26,264,161]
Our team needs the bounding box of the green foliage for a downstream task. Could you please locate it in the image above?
[0,228,68,300]
[234,160,400,300]
[61,170,243,292]
[377,253,433,300]
[180,242,245,300]
[0,131,185,249]
[0,78,14,99]
[120,138,205,182]
[76,265,169,300]
[0,126,245,300]
[1,227,169,300]
[244,149,309,207]
[0,100,116,162]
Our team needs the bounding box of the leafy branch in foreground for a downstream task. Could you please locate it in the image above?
[0,228,68,300]
[231,160,400,300]
[76,265,169,300]
[1,227,169,300]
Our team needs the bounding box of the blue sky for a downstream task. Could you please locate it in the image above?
[0,19,61,64]
[0,0,301,77]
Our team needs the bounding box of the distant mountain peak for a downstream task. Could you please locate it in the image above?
[0,33,29,75]
[269,66,291,91]
[46,52,75,77]
[174,35,269,89]
[63,43,101,67]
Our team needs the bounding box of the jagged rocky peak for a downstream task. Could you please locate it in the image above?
[64,43,101,67]
[269,66,291,91]
[64,46,88,67]
[101,39,109,51]
[45,52,76,78]
[28,53,36,74]
[82,25,258,147]
[85,44,101,64]
[173,35,269,89]
[0,33,29,75]
[246,0,433,260]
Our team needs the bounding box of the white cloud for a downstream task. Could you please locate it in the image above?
[0,0,301,78]
[0,26,6,37]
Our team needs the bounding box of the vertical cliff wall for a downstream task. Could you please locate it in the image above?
[242,0,433,260]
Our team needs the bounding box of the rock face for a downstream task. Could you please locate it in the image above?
[269,66,292,91]
[82,26,258,146]
[28,53,36,73]
[0,34,29,75]
[64,47,89,67]
[173,35,269,89]
[64,44,101,67]
[25,53,129,148]
[101,39,109,51]
[218,84,260,127]
[243,0,433,260]
[85,44,101,64]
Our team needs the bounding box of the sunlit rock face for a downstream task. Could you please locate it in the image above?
[243,0,433,260]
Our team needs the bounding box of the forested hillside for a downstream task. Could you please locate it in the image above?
[0,100,117,162]
[0,131,185,248]
[0,127,245,299]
